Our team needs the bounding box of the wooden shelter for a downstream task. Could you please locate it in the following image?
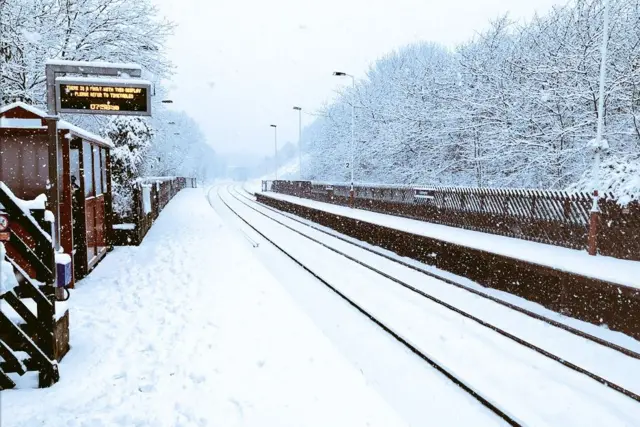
[0,101,114,284]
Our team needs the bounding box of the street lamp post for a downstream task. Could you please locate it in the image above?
[588,0,610,256]
[333,71,356,207]
[270,124,278,181]
[293,106,302,179]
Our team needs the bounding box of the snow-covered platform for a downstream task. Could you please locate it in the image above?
[258,191,640,290]
[1,189,406,427]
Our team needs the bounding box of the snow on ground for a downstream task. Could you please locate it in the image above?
[260,192,640,289]
[240,185,640,350]
[210,186,506,426]
[229,188,640,393]
[1,189,407,427]
[259,196,640,353]
[221,187,640,426]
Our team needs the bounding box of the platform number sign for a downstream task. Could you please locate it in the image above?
[0,214,9,242]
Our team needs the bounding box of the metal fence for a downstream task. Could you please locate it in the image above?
[263,180,640,261]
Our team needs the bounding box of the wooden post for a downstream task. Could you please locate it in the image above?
[132,185,141,245]
[588,190,600,256]
[60,138,75,288]
[104,150,114,249]
[153,184,160,220]
[45,118,60,256]
[75,141,88,279]
[37,286,59,388]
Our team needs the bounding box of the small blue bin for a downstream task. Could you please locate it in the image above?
[56,260,72,287]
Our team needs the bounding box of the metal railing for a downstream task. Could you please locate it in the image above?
[262,180,640,261]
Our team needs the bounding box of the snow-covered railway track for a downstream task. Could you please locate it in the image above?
[214,186,521,426]
[216,185,640,425]
[239,186,640,361]
[229,186,640,404]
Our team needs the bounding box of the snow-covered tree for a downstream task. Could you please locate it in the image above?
[104,117,153,216]
[0,0,173,105]
[301,0,640,201]
[1,0,221,193]
[146,109,220,183]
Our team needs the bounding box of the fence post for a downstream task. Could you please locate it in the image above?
[153,184,159,220]
[133,184,142,244]
[588,190,600,256]
[38,287,59,387]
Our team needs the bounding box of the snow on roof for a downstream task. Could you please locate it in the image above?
[57,121,113,148]
[0,118,44,129]
[0,101,113,148]
[56,76,152,86]
[0,101,49,117]
[44,59,142,71]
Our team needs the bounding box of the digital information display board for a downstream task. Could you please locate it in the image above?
[55,78,152,116]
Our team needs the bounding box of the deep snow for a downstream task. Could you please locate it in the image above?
[1,189,407,427]
[230,187,640,394]
[243,180,640,352]
[221,186,640,426]
[209,186,506,426]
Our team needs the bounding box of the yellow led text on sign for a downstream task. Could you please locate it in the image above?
[64,85,142,101]
[58,81,149,115]
[91,104,120,111]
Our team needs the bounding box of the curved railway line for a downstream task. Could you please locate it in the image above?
[238,186,640,361]
[213,186,522,425]
[210,184,640,425]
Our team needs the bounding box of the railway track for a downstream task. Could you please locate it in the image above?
[213,185,522,426]
[238,186,640,361]
[213,185,640,425]
[227,186,640,402]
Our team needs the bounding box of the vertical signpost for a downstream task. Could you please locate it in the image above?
[0,214,9,306]
[44,60,151,290]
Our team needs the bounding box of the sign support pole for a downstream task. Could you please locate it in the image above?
[45,65,61,253]
[44,60,143,283]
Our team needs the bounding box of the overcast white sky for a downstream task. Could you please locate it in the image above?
[153,0,567,160]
